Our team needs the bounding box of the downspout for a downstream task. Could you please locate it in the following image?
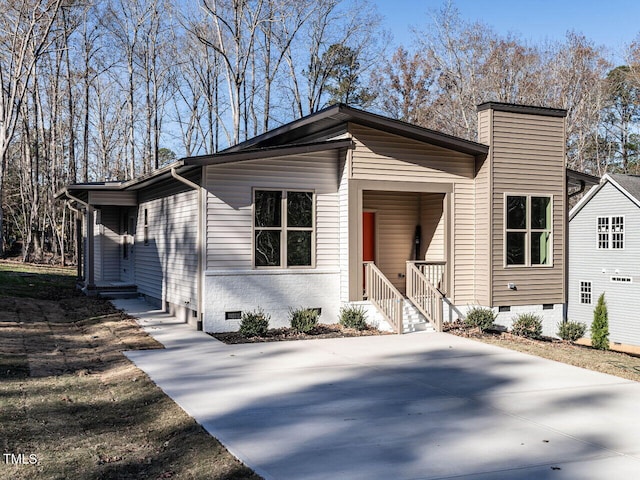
[171,168,204,331]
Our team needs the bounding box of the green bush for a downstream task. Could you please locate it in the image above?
[239,308,270,337]
[339,305,368,331]
[591,293,610,350]
[289,307,319,334]
[464,307,496,332]
[511,313,542,339]
[557,320,587,342]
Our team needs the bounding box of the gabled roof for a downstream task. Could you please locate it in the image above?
[569,173,640,220]
[222,103,489,157]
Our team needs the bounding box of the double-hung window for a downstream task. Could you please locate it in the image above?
[597,216,624,249]
[254,190,314,268]
[505,194,552,266]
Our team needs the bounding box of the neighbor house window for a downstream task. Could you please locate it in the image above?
[505,195,552,266]
[597,216,624,249]
[580,281,592,304]
[143,209,149,245]
[254,190,314,268]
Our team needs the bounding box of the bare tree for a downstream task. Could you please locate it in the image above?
[0,0,63,254]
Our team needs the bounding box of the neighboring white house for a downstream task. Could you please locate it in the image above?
[569,174,640,347]
[58,102,573,335]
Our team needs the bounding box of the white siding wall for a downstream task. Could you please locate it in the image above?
[204,151,342,331]
[339,154,350,302]
[569,182,640,346]
[205,151,341,271]
[93,211,102,281]
[100,207,121,281]
[135,178,199,310]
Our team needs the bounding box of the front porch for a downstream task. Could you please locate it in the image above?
[347,181,452,333]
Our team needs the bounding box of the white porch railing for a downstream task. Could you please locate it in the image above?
[409,261,447,295]
[406,261,444,332]
[363,261,403,334]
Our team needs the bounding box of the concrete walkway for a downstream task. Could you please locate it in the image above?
[117,299,640,479]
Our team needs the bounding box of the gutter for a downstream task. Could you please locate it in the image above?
[171,167,205,331]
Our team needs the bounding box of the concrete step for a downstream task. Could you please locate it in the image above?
[98,290,139,300]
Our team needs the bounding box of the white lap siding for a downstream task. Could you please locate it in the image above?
[135,175,199,310]
[204,151,342,332]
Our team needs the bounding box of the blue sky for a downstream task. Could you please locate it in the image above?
[373,0,640,61]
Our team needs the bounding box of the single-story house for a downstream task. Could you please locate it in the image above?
[57,102,571,335]
[568,173,640,347]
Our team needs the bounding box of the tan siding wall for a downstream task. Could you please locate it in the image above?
[454,182,476,302]
[350,124,475,182]
[135,178,199,307]
[363,191,420,293]
[205,151,341,271]
[420,193,445,261]
[490,110,565,305]
[349,124,477,303]
[475,110,492,305]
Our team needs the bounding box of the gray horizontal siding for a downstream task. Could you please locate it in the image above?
[569,181,640,346]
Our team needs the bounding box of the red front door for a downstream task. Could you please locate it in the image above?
[363,212,375,262]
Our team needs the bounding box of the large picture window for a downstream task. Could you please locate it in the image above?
[597,216,624,249]
[505,194,552,266]
[254,190,314,268]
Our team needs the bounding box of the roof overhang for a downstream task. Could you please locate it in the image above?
[184,138,355,166]
[223,104,489,157]
[569,173,640,220]
[56,161,199,206]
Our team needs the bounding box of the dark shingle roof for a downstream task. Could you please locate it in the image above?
[609,174,640,203]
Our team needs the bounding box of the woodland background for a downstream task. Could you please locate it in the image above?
[2,0,640,263]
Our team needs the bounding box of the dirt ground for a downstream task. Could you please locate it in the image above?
[0,261,261,480]
[445,323,640,383]
[212,323,390,344]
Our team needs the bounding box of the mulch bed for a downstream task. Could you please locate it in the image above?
[211,323,390,344]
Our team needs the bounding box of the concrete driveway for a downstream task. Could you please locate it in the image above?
[117,299,640,479]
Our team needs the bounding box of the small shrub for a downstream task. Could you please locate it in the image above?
[557,320,587,342]
[511,313,542,339]
[239,308,270,337]
[591,293,610,350]
[339,305,368,331]
[464,307,496,332]
[289,307,319,334]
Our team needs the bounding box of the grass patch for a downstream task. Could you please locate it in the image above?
[0,260,261,479]
[0,261,77,300]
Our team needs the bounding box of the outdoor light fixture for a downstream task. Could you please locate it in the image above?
[508,283,517,290]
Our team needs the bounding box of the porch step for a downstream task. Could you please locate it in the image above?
[402,302,435,333]
[96,285,139,300]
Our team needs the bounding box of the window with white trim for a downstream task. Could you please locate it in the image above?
[597,216,624,249]
[580,281,592,304]
[253,190,314,268]
[505,195,552,266]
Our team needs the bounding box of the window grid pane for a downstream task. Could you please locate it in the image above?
[597,217,609,249]
[611,216,624,249]
[254,190,314,268]
[580,281,592,304]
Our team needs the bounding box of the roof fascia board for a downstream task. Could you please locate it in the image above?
[477,101,567,118]
[185,139,354,166]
